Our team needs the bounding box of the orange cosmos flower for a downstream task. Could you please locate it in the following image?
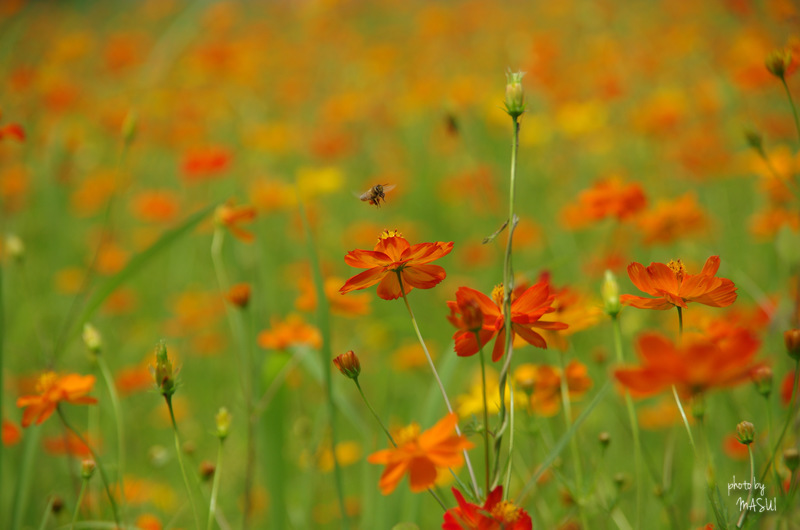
[181,146,231,181]
[340,229,453,301]
[215,202,257,242]
[637,193,707,245]
[447,283,568,362]
[523,361,593,417]
[443,486,532,530]
[257,313,322,351]
[367,413,473,495]
[561,176,647,229]
[614,329,762,399]
[620,256,737,310]
[16,372,97,427]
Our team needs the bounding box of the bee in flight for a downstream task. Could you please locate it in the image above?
[359,184,396,207]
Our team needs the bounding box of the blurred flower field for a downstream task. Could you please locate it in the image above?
[1,0,800,528]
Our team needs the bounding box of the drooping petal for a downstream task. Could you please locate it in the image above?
[340,267,387,294]
[376,272,407,300]
[344,249,391,269]
[514,324,548,349]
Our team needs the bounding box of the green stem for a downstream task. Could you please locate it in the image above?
[760,359,800,484]
[36,495,56,530]
[672,386,697,453]
[297,194,348,528]
[782,77,800,149]
[70,478,90,530]
[558,352,589,529]
[493,113,520,494]
[352,378,446,510]
[736,445,755,528]
[397,273,480,498]
[95,354,126,514]
[56,407,120,528]
[475,332,491,496]
[166,396,201,530]
[207,439,224,530]
[676,306,683,339]
[612,316,642,529]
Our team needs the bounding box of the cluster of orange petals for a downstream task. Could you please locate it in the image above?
[515,361,593,416]
[614,329,762,398]
[2,419,21,446]
[367,413,473,495]
[181,146,231,181]
[16,372,97,427]
[561,177,647,229]
[620,256,737,310]
[215,202,257,242]
[637,193,707,245]
[447,282,568,362]
[257,314,322,351]
[340,230,453,301]
[443,486,532,530]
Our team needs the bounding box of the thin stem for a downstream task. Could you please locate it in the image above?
[36,495,56,530]
[166,396,202,530]
[56,407,120,528]
[736,445,755,528]
[612,315,642,529]
[760,359,800,484]
[95,354,126,514]
[475,332,491,496]
[558,352,588,530]
[782,77,800,148]
[352,378,447,510]
[207,439,224,530]
[676,306,683,339]
[398,274,480,498]
[672,386,697,453]
[70,478,89,530]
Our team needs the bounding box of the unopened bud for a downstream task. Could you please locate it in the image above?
[504,70,526,119]
[602,270,621,318]
[82,323,102,355]
[751,365,773,398]
[785,329,800,360]
[51,496,64,514]
[226,283,251,309]
[5,234,24,262]
[736,421,755,445]
[784,448,799,472]
[215,407,232,441]
[200,460,215,481]
[153,340,177,398]
[598,431,611,449]
[765,49,792,79]
[333,350,361,380]
[81,459,96,479]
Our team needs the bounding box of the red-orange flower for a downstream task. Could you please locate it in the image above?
[16,372,97,427]
[367,413,473,495]
[561,176,647,229]
[620,256,737,310]
[614,329,762,398]
[340,230,453,301]
[215,202,257,242]
[447,283,568,362]
[442,486,532,530]
[181,146,231,181]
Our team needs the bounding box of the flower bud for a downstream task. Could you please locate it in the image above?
[602,270,621,318]
[751,365,773,398]
[200,460,215,481]
[51,496,64,514]
[5,234,24,262]
[81,459,96,480]
[765,49,792,79]
[784,448,799,472]
[598,431,611,449]
[153,340,177,398]
[333,350,361,380]
[504,70,526,119]
[785,329,800,360]
[226,283,251,309]
[215,407,232,441]
[736,421,755,445]
[82,323,102,355]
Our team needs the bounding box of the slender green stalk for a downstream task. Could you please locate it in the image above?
[736,445,755,528]
[70,478,90,530]
[10,424,40,530]
[493,113,521,493]
[760,359,800,484]
[166,397,201,530]
[398,274,480,498]
[36,495,56,530]
[781,78,800,148]
[677,306,683,338]
[207,439,224,530]
[558,352,589,529]
[56,407,120,528]
[474,332,491,496]
[95,354,126,513]
[612,316,642,529]
[352,377,446,510]
[672,386,697,453]
[297,195,348,527]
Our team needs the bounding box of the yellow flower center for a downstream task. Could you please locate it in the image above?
[35,371,59,393]
[667,259,686,281]
[378,229,403,241]
[492,284,505,308]
[394,422,421,445]
[491,500,522,523]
